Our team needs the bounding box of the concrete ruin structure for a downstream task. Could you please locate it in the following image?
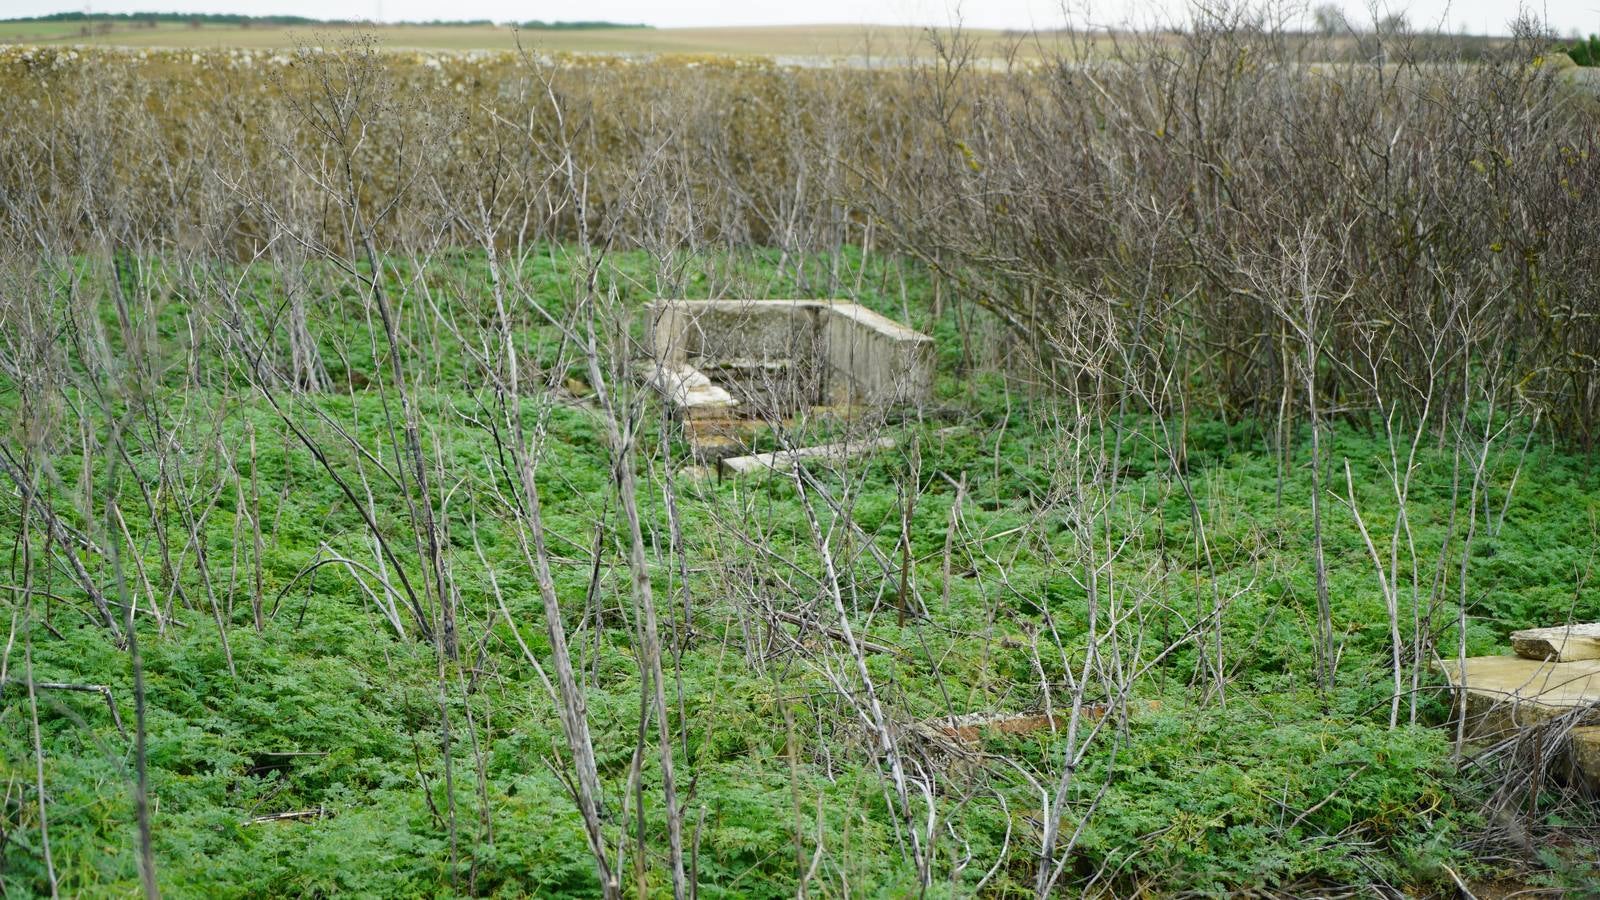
[642,299,935,469]
[644,299,934,413]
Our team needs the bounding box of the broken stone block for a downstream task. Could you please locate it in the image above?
[933,711,1073,743]
[1510,623,1600,662]
[717,436,896,477]
[923,701,1161,746]
[644,363,739,419]
[642,300,934,466]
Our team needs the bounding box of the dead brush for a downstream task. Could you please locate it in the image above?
[1464,708,1600,884]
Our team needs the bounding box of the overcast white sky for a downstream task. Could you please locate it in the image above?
[3,0,1595,37]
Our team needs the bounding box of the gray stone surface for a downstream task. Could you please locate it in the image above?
[644,299,823,369]
[821,302,936,407]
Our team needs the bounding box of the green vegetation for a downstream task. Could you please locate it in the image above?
[1,23,1597,898]
[1,245,1597,895]
[1567,34,1600,65]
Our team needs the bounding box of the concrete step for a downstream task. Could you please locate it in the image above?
[684,417,756,441]
[1510,623,1600,662]
[687,434,742,464]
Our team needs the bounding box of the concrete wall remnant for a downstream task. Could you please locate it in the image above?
[643,299,934,414]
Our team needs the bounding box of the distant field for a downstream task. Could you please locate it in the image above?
[0,20,1080,58]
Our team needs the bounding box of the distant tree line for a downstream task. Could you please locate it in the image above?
[517,21,651,30]
[14,11,335,26]
[1311,4,1428,35]
[2,11,651,29]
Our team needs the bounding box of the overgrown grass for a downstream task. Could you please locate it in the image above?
[3,246,1597,896]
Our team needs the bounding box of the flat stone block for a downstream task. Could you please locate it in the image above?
[718,436,896,477]
[922,700,1162,746]
[1438,655,1600,740]
[1510,623,1600,662]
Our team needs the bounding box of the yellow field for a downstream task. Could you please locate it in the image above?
[0,20,1082,59]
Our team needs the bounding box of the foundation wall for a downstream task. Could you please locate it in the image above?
[643,299,934,411]
[821,303,936,407]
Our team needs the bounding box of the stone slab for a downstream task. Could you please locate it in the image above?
[1437,655,1600,740]
[923,700,1162,745]
[717,436,896,477]
[934,711,1072,743]
[1510,623,1600,662]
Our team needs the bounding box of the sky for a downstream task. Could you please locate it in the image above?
[3,0,1596,36]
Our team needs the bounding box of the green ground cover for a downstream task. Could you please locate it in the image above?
[2,248,1597,896]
